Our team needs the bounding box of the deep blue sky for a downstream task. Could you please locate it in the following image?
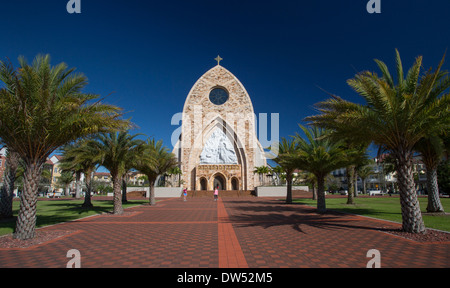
[1,0,449,164]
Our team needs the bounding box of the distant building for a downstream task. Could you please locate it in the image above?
[330,154,433,194]
[127,171,147,186]
[49,155,65,192]
[93,172,112,184]
[331,159,396,192]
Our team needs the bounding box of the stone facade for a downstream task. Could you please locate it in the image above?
[174,63,266,191]
[196,164,242,191]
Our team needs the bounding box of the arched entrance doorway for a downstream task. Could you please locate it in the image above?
[213,174,226,190]
[200,178,207,191]
[231,177,239,190]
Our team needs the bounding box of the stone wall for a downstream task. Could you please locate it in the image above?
[126,187,183,198]
[255,186,310,197]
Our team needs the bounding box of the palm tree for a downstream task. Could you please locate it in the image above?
[57,172,75,196]
[268,137,299,204]
[122,142,144,203]
[121,142,145,203]
[357,164,375,195]
[0,148,20,218]
[86,132,144,214]
[135,139,178,206]
[301,171,317,200]
[57,153,83,199]
[167,166,182,187]
[253,166,264,185]
[59,139,101,208]
[344,144,370,204]
[121,172,130,203]
[253,166,270,186]
[293,125,348,213]
[270,165,285,186]
[414,135,445,212]
[261,166,271,185]
[305,50,450,233]
[0,54,130,239]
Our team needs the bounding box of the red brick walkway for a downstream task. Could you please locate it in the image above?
[0,197,448,268]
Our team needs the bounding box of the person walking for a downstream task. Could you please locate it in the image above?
[183,188,187,201]
[214,185,219,201]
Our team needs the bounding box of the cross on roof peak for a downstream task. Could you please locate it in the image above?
[215,55,223,65]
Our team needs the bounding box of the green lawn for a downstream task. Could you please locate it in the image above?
[0,198,148,236]
[294,196,450,232]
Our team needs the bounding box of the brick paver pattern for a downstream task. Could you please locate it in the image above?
[0,197,448,268]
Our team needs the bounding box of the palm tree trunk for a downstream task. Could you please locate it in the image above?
[396,152,426,233]
[112,174,123,215]
[13,162,43,240]
[149,179,156,206]
[82,171,93,208]
[311,183,317,200]
[75,171,81,199]
[426,166,444,213]
[285,173,293,204]
[0,151,20,218]
[317,174,326,213]
[346,166,355,204]
[362,178,367,195]
[122,176,128,203]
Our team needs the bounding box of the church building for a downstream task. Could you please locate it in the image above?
[173,56,267,192]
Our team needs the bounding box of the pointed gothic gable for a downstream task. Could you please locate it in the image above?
[179,60,267,191]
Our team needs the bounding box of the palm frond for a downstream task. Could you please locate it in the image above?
[0,54,132,164]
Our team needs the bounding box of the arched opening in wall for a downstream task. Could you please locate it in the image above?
[213,173,226,191]
[200,177,208,191]
[231,177,239,191]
